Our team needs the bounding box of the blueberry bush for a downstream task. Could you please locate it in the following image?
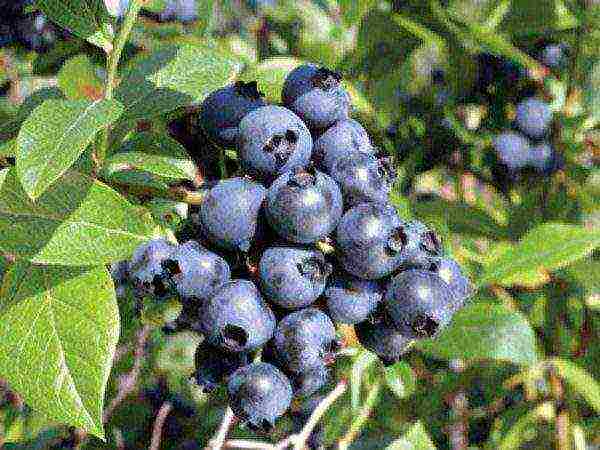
[0,1,599,449]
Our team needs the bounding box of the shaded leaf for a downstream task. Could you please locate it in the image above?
[103,132,196,182]
[116,43,240,123]
[0,263,119,439]
[386,421,437,450]
[0,169,156,265]
[35,0,113,52]
[17,99,123,199]
[57,55,104,101]
[549,358,600,413]
[479,223,600,287]
[384,361,416,400]
[241,56,304,103]
[418,303,538,365]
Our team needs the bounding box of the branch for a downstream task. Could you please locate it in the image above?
[149,401,173,450]
[337,380,382,450]
[103,325,151,423]
[206,407,236,450]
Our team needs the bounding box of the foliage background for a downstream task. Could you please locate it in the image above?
[0,0,598,449]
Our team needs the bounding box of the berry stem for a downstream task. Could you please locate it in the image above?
[207,407,236,450]
[96,0,143,167]
[337,380,382,450]
[149,401,173,450]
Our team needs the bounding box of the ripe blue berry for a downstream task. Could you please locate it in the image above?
[540,44,569,69]
[258,247,332,309]
[325,275,382,324]
[162,241,231,303]
[421,257,472,309]
[492,132,531,170]
[266,167,343,244]
[529,142,561,174]
[355,318,413,366]
[291,363,330,398]
[199,177,266,252]
[330,152,394,206]
[313,119,375,172]
[199,81,266,147]
[238,106,312,181]
[282,64,351,130]
[227,362,293,432]
[273,308,338,375]
[383,269,456,339]
[196,280,275,353]
[402,220,444,265]
[193,342,249,393]
[336,202,409,280]
[129,238,177,297]
[515,98,553,139]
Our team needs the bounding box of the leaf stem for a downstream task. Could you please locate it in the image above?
[97,0,143,167]
[338,380,382,450]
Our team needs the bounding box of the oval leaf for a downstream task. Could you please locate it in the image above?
[35,0,113,52]
[17,99,123,199]
[479,223,600,287]
[0,169,156,265]
[116,43,240,123]
[384,361,416,400]
[0,263,119,439]
[417,303,538,365]
[57,55,104,101]
[549,358,600,413]
[386,421,437,450]
[103,132,196,182]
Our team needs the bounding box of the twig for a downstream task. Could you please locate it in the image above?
[149,401,173,450]
[337,380,382,450]
[207,407,236,450]
[225,440,278,450]
[103,325,151,423]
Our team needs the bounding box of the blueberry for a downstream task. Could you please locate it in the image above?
[159,0,199,23]
[273,308,338,375]
[492,132,531,171]
[258,247,332,309]
[196,280,275,353]
[421,257,472,309]
[238,106,312,181]
[355,318,413,366]
[330,152,394,206]
[162,241,230,303]
[402,220,444,265]
[282,64,351,130]
[199,178,266,252]
[325,275,382,324]
[540,43,569,69]
[199,81,266,147]
[313,119,376,172]
[336,202,410,280]
[128,238,177,298]
[290,364,331,398]
[515,98,553,139]
[529,142,561,174]
[383,269,456,339]
[266,167,343,244]
[193,342,249,393]
[227,362,293,432]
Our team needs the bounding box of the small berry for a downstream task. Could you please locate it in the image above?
[196,280,275,353]
[258,247,332,309]
[282,64,351,130]
[540,43,569,70]
[383,269,456,339]
[129,239,177,298]
[355,317,413,366]
[529,142,561,174]
[515,98,553,139]
[420,257,472,309]
[199,178,266,252]
[325,275,382,324]
[227,362,293,432]
[272,308,338,375]
[266,167,343,244]
[238,105,312,182]
[492,132,531,171]
[313,119,375,172]
[291,363,330,399]
[194,342,249,393]
[199,81,266,147]
[336,202,409,280]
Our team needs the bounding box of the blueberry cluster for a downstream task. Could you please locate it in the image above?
[492,97,561,176]
[114,64,472,434]
[0,0,63,52]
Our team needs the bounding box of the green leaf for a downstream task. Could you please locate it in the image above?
[16,99,123,199]
[586,61,600,122]
[479,223,600,287]
[0,169,156,265]
[351,351,378,411]
[241,57,304,103]
[0,263,119,439]
[0,139,16,158]
[338,0,377,27]
[418,303,538,365]
[116,43,240,123]
[57,55,104,101]
[34,0,113,52]
[549,358,600,413]
[103,132,197,182]
[386,421,437,450]
[384,361,416,400]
